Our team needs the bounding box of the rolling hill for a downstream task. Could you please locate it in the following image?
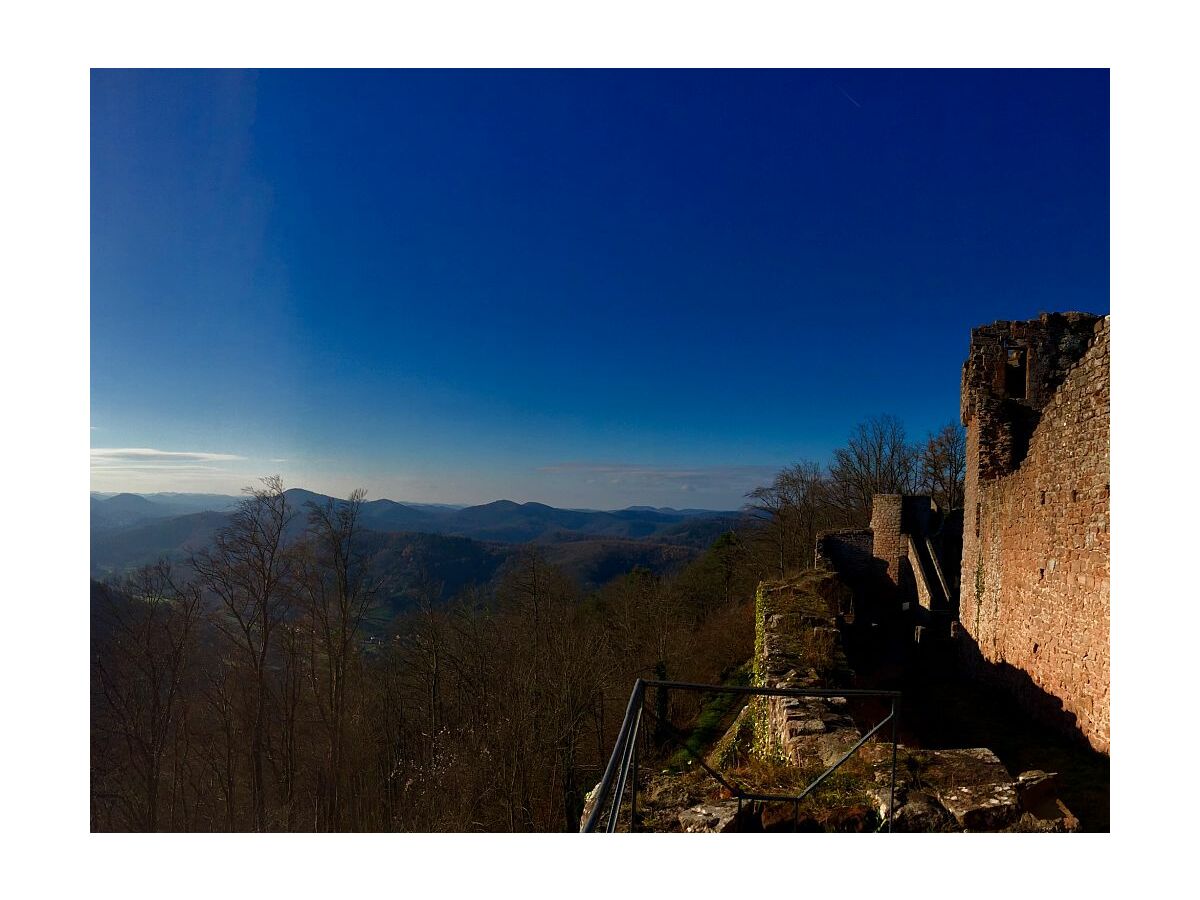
[89,489,746,590]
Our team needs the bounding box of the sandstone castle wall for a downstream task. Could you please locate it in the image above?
[959,314,1110,753]
[870,494,905,587]
[818,493,958,627]
[814,529,874,577]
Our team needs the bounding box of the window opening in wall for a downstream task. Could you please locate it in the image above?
[1039,490,1046,505]
[1005,346,1028,399]
[1071,489,1078,502]
[974,502,981,537]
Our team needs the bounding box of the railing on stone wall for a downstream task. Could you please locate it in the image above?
[580,679,901,833]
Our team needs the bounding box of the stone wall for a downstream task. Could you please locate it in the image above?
[815,528,874,575]
[752,572,860,768]
[959,315,1109,753]
[749,570,1078,832]
[960,312,1101,480]
[835,495,955,624]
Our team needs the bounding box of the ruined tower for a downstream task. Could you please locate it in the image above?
[959,312,1110,753]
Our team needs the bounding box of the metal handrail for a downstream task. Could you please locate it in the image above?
[581,679,900,833]
[581,679,647,833]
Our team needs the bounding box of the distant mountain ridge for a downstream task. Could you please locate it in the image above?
[90,488,745,579]
[90,489,738,534]
[91,492,240,528]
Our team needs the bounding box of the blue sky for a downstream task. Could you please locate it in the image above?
[91,69,1109,508]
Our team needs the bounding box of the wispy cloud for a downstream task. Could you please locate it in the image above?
[90,464,235,474]
[536,461,775,495]
[90,447,251,493]
[91,447,245,464]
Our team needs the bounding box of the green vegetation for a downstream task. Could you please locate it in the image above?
[667,663,751,770]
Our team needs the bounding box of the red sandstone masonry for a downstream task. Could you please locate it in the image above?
[870,495,904,589]
[960,316,1110,753]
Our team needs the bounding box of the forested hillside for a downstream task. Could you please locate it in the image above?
[90,416,964,831]
[91,489,738,580]
[90,480,759,831]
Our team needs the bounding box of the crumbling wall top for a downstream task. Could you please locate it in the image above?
[961,312,1102,479]
[961,312,1101,424]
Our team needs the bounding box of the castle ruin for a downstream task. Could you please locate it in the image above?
[815,312,1110,754]
[584,311,1110,833]
[815,494,962,635]
[959,312,1110,753]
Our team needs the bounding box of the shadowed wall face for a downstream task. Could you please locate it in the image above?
[960,315,1109,753]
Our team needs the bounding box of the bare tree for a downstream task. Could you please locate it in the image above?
[293,488,378,830]
[191,475,295,831]
[825,414,919,526]
[746,460,831,575]
[919,423,967,510]
[776,461,829,571]
[196,658,244,831]
[90,472,786,833]
[745,481,789,577]
[91,561,200,831]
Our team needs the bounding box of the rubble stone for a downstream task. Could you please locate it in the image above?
[678,802,741,833]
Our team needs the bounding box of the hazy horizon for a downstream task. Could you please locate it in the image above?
[88,447,779,508]
[89,483,742,513]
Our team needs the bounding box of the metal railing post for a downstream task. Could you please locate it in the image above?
[581,679,645,833]
[889,695,899,833]
[605,732,630,832]
[630,697,640,832]
[654,680,669,747]
[610,705,642,832]
[585,679,902,834]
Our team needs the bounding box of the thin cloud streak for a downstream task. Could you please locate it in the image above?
[538,462,775,478]
[89,464,231,473]
[90,448,250,493]
[91,447,245,463]
[536,461,775,496]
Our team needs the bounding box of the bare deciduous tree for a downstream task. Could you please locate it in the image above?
[745,460,833,575]
[919,423,967,511]
[191,475,295,831]
[745,481,790,577]
[91,561,199,831]
[294,488,379,830]
[825,414,919,526]
[776,461,829,571]
[90,476,766,833]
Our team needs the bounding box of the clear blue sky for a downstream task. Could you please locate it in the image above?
[91,69,1109,508]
